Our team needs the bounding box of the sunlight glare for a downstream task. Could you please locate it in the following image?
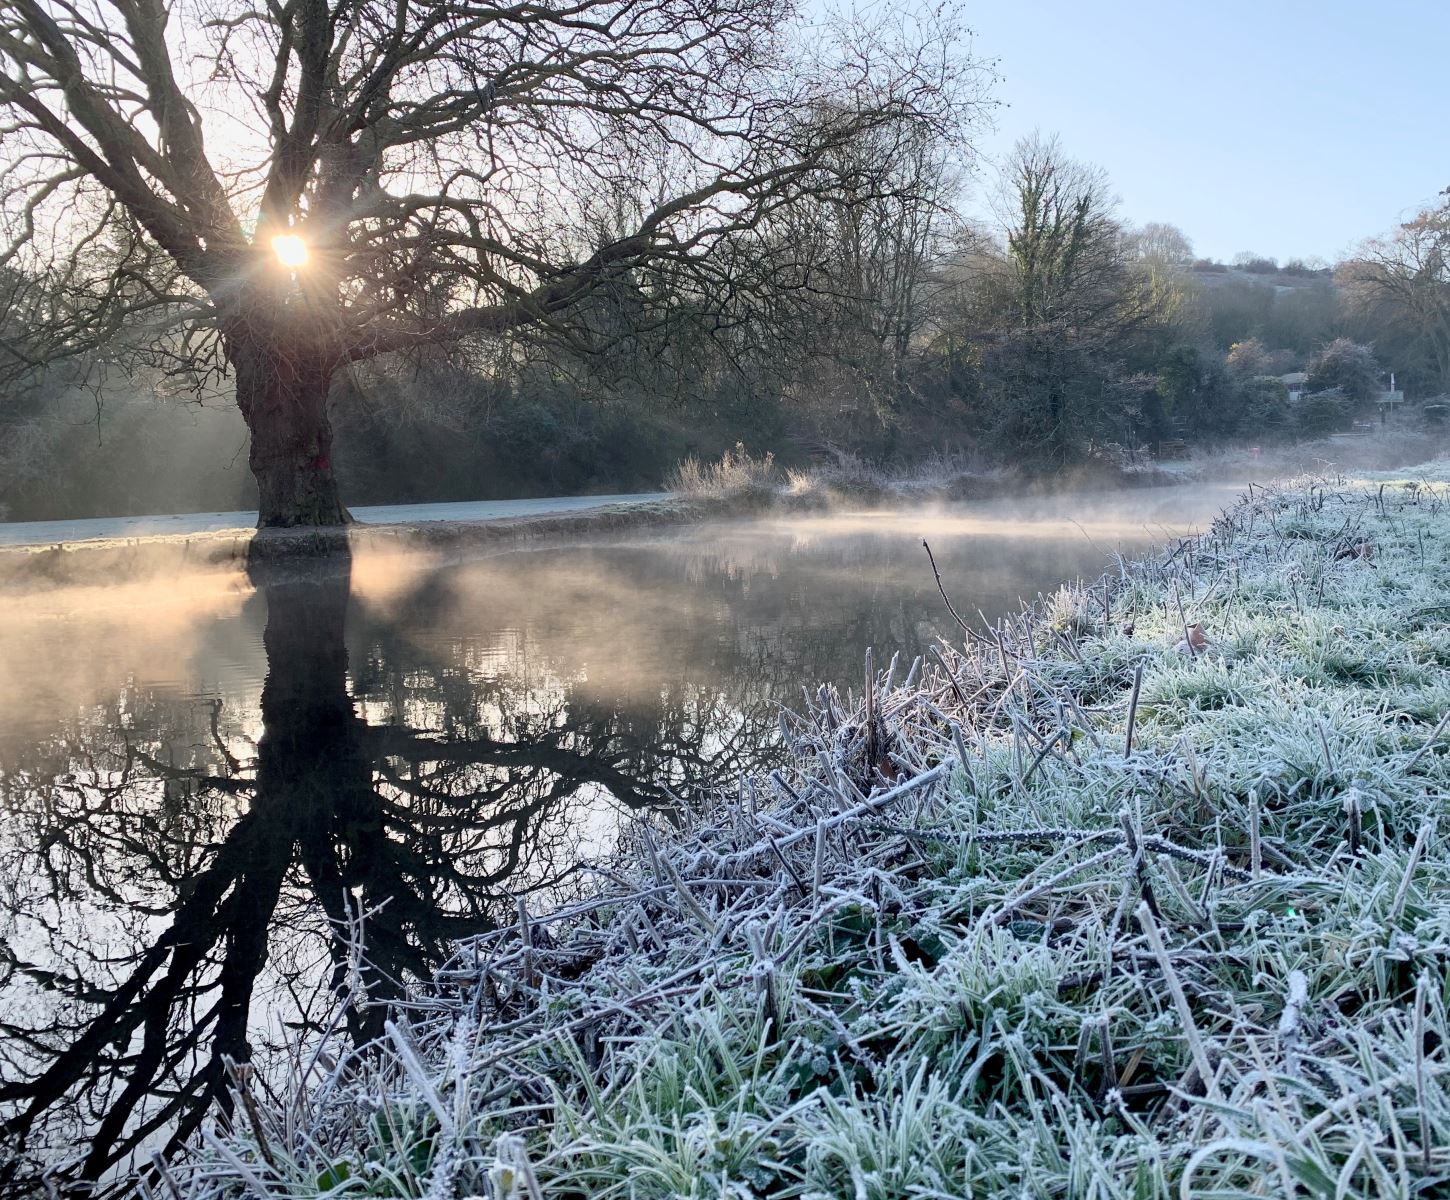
[272,234,308,269]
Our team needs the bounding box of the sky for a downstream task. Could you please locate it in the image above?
[963,0,1450,264]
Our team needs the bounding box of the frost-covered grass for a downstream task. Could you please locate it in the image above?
[670,446,1167,509]
[179,471,1450,1200]
[665,445,1003,506]
[1173,428,1449,486]
[665,444,781,501]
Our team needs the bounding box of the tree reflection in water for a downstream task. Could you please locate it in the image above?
[0,546,784,1195]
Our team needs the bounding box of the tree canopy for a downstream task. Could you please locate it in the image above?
[0,0,981,523]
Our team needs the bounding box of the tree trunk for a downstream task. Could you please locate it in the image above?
[230,337,351,527]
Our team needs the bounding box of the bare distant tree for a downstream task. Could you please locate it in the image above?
[773,119,966,436]
[1125,220,1200,338]
[0,1,979,525]
[1232,251,1278,273]
[1225,336,1272,377]
[1339,207,1450,394]
[1128,221,1194,268]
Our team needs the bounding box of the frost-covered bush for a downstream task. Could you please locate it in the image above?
[1296,387,1351,437]
[666,442,781,500]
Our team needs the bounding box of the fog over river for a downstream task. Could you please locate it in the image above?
[0,483,1242,1192]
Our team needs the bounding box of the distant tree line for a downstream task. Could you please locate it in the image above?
[757,137,1441,471]
[4,32,1450,524]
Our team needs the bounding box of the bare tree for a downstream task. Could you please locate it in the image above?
[0,0,977,525]
[1128,221,1193,269]
[1339,207,1450,395]
[810,125,962,419]
[1225,336,1272,377]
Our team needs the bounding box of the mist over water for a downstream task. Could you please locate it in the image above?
[0,483,1241,1191]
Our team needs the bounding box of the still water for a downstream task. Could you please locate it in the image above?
[0,484,1240,1192]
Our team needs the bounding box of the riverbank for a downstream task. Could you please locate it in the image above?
[7,430,1440,593]
[0,493,715,591]
[175,466,1450,1199]
[2,426,1441,554]
[680,428,1450,509]
[0,470,1179,593]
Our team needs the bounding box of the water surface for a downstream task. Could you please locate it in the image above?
[0,484,1241,1193]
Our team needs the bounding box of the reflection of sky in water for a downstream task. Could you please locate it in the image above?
[0,484,1241,1192]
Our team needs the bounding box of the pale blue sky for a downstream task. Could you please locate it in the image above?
[965,0,1450,263]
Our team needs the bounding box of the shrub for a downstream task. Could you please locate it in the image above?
[1296,387,1351,437]
[1238,255,1279,274]
[1234,376,1293,441]
[1306,338,1382,405]
[665,442,779,499]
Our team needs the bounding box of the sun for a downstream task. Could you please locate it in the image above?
[272,234,309,269]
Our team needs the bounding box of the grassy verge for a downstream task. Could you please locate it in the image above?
[1176,428,1450,486]
[182,469,1450,1199]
